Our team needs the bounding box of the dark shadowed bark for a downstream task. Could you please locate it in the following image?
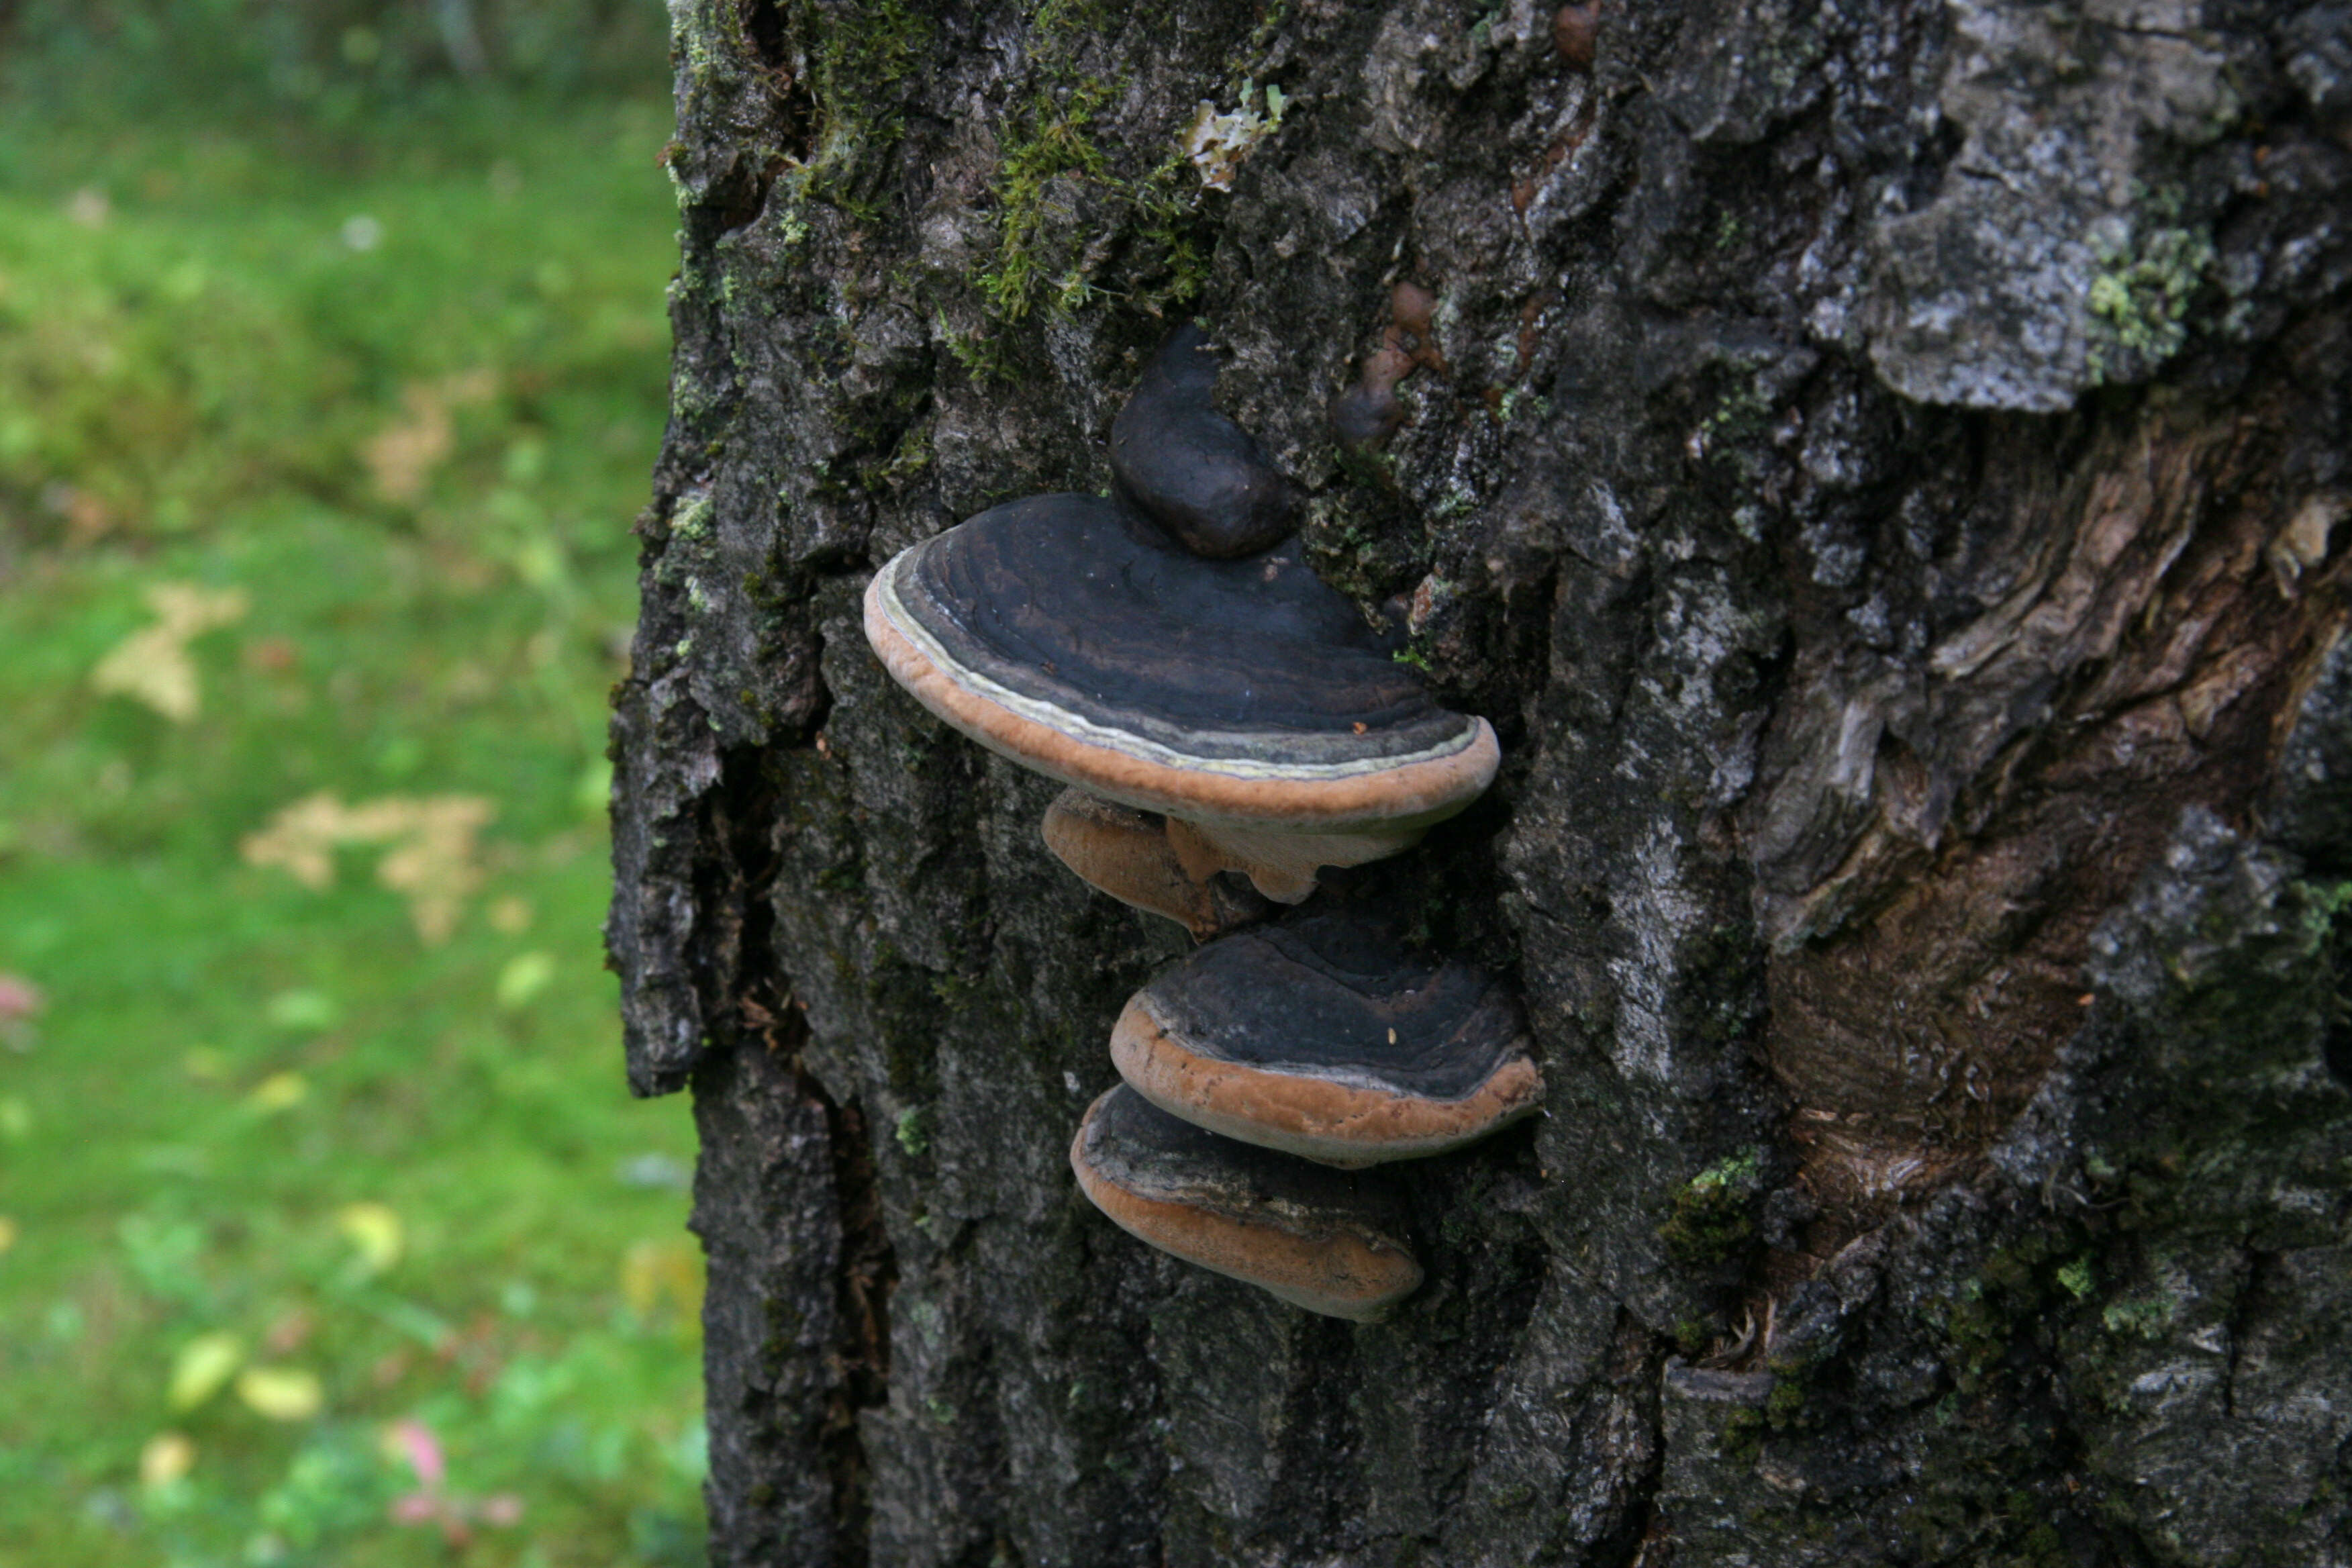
[606,1,2352,1562]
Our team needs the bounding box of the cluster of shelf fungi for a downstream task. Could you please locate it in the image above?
[862,326,1542,1321]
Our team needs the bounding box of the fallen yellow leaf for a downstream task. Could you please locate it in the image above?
[263,989,340,1031]
[235,1365,324,1422]
[241,792,493,944]
[168,1332,245,1412]
[140,1432,196,1487]
[362,369,496,505]
[495,951,555,1011]
[336,1202,403,1275]
[90,582,249,723]
[620,1237,703,1322]
[0,1216,16,1255]
[248,1073,307,1113]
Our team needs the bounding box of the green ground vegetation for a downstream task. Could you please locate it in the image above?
[0,82,704,1568]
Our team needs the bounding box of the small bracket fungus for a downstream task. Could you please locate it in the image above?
[1041,788,1271,939]
[863,324,1500,908]
[1070,1083,1424,1322]
[1110,912,1542,1167]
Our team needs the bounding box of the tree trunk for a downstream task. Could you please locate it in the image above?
[606,1,2352,1563]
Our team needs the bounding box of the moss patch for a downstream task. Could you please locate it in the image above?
[2086,218,2214,381]
[1659,1147,1765,1267]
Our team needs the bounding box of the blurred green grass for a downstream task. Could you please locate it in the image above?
[0,79,703,1568]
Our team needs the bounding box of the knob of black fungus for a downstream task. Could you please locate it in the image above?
[1111,322,1300,558]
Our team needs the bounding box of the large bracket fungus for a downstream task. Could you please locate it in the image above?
[1069,1083,1424,1322]
[863,326,1499,909]
[1109,911,1542,1167]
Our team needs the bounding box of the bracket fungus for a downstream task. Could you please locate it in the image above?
[863,325,1500,908]
[1040,787,1272,940]
[1070,1083,1424,1322]
[1110,912,1542,1167]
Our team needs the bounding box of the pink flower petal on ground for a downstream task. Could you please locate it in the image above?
[391,1493,440,1525]
[388,1418,446,1487]
[479,1493,524,1526]
[0,976,42,1023]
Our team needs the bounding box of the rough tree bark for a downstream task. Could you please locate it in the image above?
[606,1,2352,1563]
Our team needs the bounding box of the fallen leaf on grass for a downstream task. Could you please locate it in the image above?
[363,370,497,504]
[43,482,115,544]
[264,989,340,1032]
[242,793,493,944]
[235,1365,324,1421]
[140,1432,196,1488]
[620,1237,703,1323]
[247,1072,308,1113]
[0,1216,16,1256]
[90,583,249,723]
[495,951,554,1011]
[337,1202,404,1275]
[168,1331,245,1411]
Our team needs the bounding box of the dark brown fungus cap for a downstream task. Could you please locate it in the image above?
[863,494,1499,903]
[1110,322,1298,559]
[1111,911,1541,1167]
[1069,1083,1424,1321]
[1040,788,1271,939]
